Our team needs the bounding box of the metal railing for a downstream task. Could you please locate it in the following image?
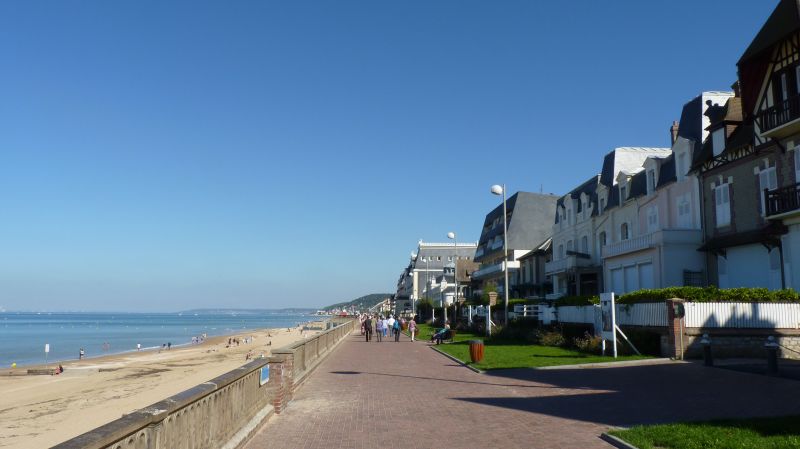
[765,183,800,217]
[757,95,800,133]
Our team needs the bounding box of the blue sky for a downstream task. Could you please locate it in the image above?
[0,1,773,311]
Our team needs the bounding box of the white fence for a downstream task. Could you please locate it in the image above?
[514,301,800,329]
[684,302,800,329]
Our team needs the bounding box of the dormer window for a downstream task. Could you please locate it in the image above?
[599,197,606,214]
[647,169,656,194]
[620,185,627,202]
[712,128,725,156]
[677,152,688,181]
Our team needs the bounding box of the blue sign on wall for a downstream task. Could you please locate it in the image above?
[259,366,270,385]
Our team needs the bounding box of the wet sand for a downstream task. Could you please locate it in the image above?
[0,324,320,449]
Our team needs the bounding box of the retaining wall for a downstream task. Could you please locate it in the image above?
[52,317,357,449]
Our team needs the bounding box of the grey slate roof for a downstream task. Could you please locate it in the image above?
[477,191,558,251]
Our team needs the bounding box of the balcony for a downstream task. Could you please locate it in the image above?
[602,233,653,258]
[766,183,800,218]
[471,260,520,281]
[490,239,504,250]
[757,95,800,139]
[474,247,485,258]
[544,254,593,275]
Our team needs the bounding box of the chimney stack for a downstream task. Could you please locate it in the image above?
[670,120,679,145]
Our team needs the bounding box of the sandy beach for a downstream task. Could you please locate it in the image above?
[0,324,321,449]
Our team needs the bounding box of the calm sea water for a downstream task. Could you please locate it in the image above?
[0,311,316,368]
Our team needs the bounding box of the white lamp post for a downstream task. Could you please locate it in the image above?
[491,184,510,326]
[421,257,429,320]
[447,231,457,324]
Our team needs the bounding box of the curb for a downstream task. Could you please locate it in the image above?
[534,358,676,370]
[429,346,485,374]
[600,433,639,449]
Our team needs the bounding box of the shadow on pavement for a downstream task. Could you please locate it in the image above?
[451,363,800,427]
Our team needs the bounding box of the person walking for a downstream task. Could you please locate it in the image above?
[387,315,395,338]
[364,315,373,342]
[375,316,384,342]
[408,317,417,342]
[381,316,389,338]
[393,318,401,342]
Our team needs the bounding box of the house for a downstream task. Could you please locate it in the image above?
[511,237,553,299]
[601,93,732,294]
[472,192,558,297]
[409,240,478,302]
[740,0,800,290]
[547,148,670,298]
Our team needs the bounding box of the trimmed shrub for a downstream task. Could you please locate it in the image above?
[552,295,600,306]
[540,331,566,347]
[617,286,800,304]
[573,333,602,354]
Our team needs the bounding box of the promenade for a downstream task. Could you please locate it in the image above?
[245,331,800,449]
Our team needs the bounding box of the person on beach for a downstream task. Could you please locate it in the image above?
[137,343,141,351]
[363,316,373,342]
[393,318,401,342]
[408,317,417,342]
[168,342,172,350]
[375,316,384,342]
[79,348,85,360]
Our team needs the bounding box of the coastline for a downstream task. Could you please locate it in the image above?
[3,316,319,372]
[0,322,323,449]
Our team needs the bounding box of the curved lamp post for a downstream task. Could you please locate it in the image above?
[491,184,510,326]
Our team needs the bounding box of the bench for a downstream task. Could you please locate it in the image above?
[431,329,457,344]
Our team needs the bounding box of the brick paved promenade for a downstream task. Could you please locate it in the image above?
[245,331,800,449]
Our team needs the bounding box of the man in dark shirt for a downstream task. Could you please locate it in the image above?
[364,316,373,342]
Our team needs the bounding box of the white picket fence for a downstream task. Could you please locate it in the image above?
[515,302,800,329]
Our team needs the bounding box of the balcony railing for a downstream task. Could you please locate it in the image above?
[602,233,654,258]
[544,255,593,275]
[757,95,800,137]
[490,239,504,250]
[474,247,485,258]
[766,183,800,217]
[471,261,520,280]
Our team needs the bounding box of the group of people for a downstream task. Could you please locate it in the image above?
[360,314,417,343]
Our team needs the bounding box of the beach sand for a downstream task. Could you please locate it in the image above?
[0,324,321,449]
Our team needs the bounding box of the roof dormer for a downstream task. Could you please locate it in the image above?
[616,172,631,203]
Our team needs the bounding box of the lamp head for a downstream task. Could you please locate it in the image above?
[447,232,456,240]
[491,185,504,196]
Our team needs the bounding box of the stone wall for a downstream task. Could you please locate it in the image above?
[52,317,357,449]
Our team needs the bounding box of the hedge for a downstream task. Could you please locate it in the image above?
[616,286,800,304]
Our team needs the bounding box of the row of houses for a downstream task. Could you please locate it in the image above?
[394,0,800,312]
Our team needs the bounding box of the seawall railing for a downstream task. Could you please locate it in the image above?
[53,317,357,449]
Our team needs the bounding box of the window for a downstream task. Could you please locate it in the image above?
[677,194,692,228]
[600,197,606,214]
[567,240,574,253]
[599,231,607,246]
[759,166,777,215]
[781,72,789,104]
[620,223,629,240]
[581,235,588,254]
[677,153,688,181]
[794,147,800,183]
[568,209,574,225]
[558,244,564,259]
[712,128,725,156]
[714,183,731,227]
[647,206,659,232]
[620,185,627,202]
[647,169,656,194]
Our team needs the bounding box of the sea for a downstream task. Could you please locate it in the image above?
[0,311,317,368]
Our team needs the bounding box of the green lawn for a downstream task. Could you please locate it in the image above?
[412,323,650,370]
[609,416,800,449]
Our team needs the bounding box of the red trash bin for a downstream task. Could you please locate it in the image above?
[468,340,484,363]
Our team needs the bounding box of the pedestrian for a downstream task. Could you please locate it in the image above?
[137,343,141,351]
[387,315,395,338]
[364,315,373,342]
[381,316,388,337]
[168,342,172,350]
[393,318,401,342]
[408,317,417,342]
[375,316,384,342]
[79,348,85,360]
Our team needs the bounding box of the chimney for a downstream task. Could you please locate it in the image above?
[731,80,741,97]
[670,120,679,145]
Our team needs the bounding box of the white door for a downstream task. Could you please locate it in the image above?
[638,263,655,289]
[624,266,637,293]
[611,268,624,294]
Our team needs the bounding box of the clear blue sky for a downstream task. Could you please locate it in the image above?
[0,1,773,311]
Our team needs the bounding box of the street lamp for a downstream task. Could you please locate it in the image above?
[447,231,457,324]
[421,257,429,320]
[491,184,510,326]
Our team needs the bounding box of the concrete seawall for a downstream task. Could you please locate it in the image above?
[52,317,357,449]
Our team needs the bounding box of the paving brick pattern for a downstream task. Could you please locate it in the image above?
[245,333,800,449]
